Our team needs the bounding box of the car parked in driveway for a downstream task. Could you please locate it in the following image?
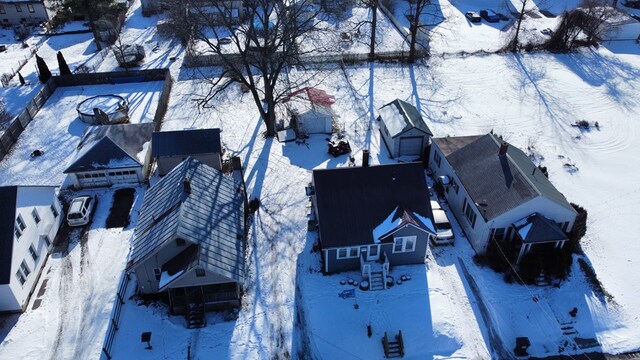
[431,200,454,245]
[67,195,96,227]
[480,10,500,23]
[465,11,482,23]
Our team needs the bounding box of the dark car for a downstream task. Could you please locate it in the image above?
[480,10,500,23]
[465,11,482,23]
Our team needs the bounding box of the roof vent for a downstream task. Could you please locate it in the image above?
[183,178,191,194]
[498,142,509,156]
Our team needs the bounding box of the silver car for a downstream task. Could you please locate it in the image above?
[431,200,454,245]
[67,196,96,227]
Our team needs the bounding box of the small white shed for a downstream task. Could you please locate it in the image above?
[378,99,433,158]
[283,87,336,135]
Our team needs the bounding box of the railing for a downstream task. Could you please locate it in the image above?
[382,251,390,290]
[100,271,130,360]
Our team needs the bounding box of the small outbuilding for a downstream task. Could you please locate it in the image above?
[152,128,223,176]
[378,99,432,158]
[64,123,155,188]
[282,87,336,135]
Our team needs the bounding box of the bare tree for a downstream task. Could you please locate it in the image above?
[545,0,618,51]
[506,0,534,52]
[368,0,378,59]
[406,0,430,62]
[578,0,619,43]
[184,0,323,137]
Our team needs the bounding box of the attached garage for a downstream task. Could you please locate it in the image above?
[64,123,154,189]
[378,99,433,159]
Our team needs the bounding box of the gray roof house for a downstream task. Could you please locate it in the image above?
[128,157,246,317]
[378,99,433,158]
[429,133,578,267]
[311,162,435,287]
[152,128,223,176]
[0,0,55,26]
[0,186,62,312]
[64,123,155,189]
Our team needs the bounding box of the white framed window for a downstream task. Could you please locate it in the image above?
[50,203,59,218]
[15,4,22,12]
[20,261,30,277]
[32,208,41,224]
[462,198,477,228]
[16,215,26,232]
[195,268,205,277]
[337,248,348,259]
[29,244,38,261]
[27,4,34,12]
[393,236,416,253]
[337,247,359,259]
[42,235,51,248]
[16,270,26,285]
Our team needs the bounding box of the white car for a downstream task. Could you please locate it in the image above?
[431,200,454,245]
[67,196,96,227]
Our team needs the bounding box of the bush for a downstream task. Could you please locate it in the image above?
[569,202,587,247]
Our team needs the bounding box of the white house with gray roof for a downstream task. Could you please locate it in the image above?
[128,158,246,317]
[378,99,433,158]
[0,0,55,26]
[429,133,577,261]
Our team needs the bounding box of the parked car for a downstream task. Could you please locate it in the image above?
[480,10,500,23]
[465,11,482,23]
[431,200,454,245]
[67,195,96,227]
[0,45,6,53]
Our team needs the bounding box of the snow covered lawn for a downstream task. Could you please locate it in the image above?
[0,81,164,187]
[0,186,145,360]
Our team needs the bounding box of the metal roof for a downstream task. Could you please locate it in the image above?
[64,123,155,173]
[432,134,576,221]
[151,128,221,158]
[313,162,433,249]
[0,186,17,285]
[379,99,433,138]
[130,158,246,283]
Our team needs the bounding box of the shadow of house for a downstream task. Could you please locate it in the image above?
[63,123,155,189]
[378,99,433,159]
[152,128,222,176]
[428,134,577,282]
[0,186,63,313]
[310,162,435,282]
[127,158,246,323]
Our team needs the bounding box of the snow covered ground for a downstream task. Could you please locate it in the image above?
[0,81,164,186]
[2,0,640,358]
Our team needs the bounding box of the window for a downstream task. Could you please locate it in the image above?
[393,236,416,253]
[195,268,205,277]
[27,4,34,12]
[337,248,348,259]
[451,178,459,194]
[20,261,30,277]
[42,235,51,247]
[462,199,477,228]
[51,204,58,218]
[16,4,22,12]
[32,208,41,224]
[153,268,161,280]
[16,215,26,232]
[349,247,358,257]
[434,151,442,168]
[29,244,38,261]
[176,238,186,246]
[0,5,5,14]
[15,228,22,239]
[492,228,505,241]
[337,247,359,259]
[16,271,26,285]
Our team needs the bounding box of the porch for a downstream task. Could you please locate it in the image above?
[360,251,390,291]
[168,282,241,316]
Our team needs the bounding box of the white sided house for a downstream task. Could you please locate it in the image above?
[0,0,55,26]
[0,186,62,312]
[311,162,435,289]
[429,134,578,264]
[378,99,433,159]
[282,87,336,135]
[63,123,155,189]
[152,128,223,176]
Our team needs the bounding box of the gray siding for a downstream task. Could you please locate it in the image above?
[381,124,429,158]
[156,153,221,176]
[0,1,49,26]
[167,268,236,289]
[134,236,188,294]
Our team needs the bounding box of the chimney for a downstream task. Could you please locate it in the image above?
[362,149,369,167]
[183,178,191,194]
[498,142,509,156]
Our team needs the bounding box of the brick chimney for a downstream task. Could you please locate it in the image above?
[498,142,509,156]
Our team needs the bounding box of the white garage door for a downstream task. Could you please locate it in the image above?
[77,169,139,188]
[399,136,423,156]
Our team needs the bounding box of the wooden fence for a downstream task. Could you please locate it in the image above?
[0,68,172,161]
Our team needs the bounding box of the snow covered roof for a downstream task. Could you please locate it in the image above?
[64,123,155,173]
[312,162,433,249]
[0,186,17,285]
[130,158,246,284]
[372,206,435,242]
[152,128,221,158]
[432,134,576,221]
[378,99,432,138]
[283,87,336,118]
[513,213,568,244]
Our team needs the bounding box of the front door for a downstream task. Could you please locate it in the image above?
[367,244,380,262]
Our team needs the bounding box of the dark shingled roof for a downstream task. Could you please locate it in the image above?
[379,99,433,137]
[515,214,568,244]
[0,186,18,285]
[151,128,221,158]
[64,123,155,173]
[129,158,246,283]
[313,162,433,249]
[432,134,576,221]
